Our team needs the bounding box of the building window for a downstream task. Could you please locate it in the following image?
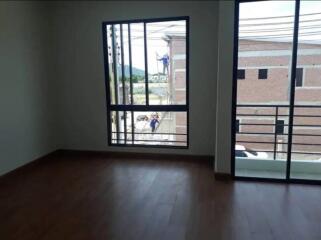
[276,120,285,134]
[236,119,240,133]
[237,69,245,79]
[102,17,189,148]
[258,69,268,79]
[296,68,303,87]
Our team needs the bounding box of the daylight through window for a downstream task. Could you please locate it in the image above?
[102,17,189,147]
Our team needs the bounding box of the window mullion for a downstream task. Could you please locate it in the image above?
[128,24,134,105]
[128,23,135,143]
[120,24,127,144]
[111,25,120,143]
[144,22,149,105]
[286,0,301,180]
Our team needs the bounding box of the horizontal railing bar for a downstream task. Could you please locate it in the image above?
[292,151,321,155]
[237,140,321,146]
[237,141,287,145]
[237,114,321,118]
[237,104,289,108]
[110,143,188,149]
[110,105,188,111]
[292,133,321,137]
[237,114,289,117]
[237,132,288,135]
[239,123,321,127]
[293,124,321,127]
[293,105,321,108]
[293,142,321,146]
[103,16,189,25]
[236,150,288,153]
[239,123,284,126]
[293,115,321,118]
[237,104,321,108]
[112,139,187,143]
[237,132,321,137]
[235,149,321,155]
[112,131,187,136]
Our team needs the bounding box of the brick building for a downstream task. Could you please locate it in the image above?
[166,34,187,143]
[237,39,321,158]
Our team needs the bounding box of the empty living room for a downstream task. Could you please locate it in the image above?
[2,0,321,239]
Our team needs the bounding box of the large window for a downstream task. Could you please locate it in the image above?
[234,0,321,183]
[102,17,189,148]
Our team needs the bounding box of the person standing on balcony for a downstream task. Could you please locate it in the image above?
[157,54,169,75]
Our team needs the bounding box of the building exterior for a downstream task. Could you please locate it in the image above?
[237,39,321,159]
[110,32,189,147]
[166,34,187,143]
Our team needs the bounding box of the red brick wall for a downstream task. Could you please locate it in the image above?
[168,36,187,140]
[237,40,321,155]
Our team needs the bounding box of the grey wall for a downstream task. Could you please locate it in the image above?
[215,1,235,173]
[0,2,57,175]
[51,1,219,156]
[0,1,235,176]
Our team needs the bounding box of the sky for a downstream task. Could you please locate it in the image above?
[107,20,186,73]
[107,1,321,73]
[240,1,321,43]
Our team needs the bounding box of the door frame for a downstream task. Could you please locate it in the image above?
[231,0,321,184]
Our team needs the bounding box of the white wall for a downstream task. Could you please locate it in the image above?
[51,1,219,156]
[0,2,57,175]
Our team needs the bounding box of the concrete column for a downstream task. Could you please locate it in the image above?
[215,0,235,174]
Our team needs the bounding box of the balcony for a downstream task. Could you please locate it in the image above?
[235,104,321,180]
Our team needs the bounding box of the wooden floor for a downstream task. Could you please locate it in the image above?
[1,151,321,240]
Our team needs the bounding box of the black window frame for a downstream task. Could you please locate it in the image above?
[237,69,245,79]
[236,119,240,133]
[232,0,321,185]
[102,16,189,149]
[258,69,268,80]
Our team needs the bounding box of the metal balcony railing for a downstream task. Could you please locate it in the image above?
[236,104,321,159]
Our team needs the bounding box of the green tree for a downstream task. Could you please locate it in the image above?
[124,74,144,83]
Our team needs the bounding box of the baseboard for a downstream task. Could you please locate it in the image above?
[214,172,232,181]
[59,149,214,166]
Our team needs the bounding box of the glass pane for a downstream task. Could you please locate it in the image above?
[111,111,125,144]
[146,20,187,105]
[235,1,295,179]
[120,24,131,105]
[130,23,146,105]
[107,23,146,105]
[106,24,116,105]
[106,24,126,105]
[111,111,187,147]
[291,1,321,180]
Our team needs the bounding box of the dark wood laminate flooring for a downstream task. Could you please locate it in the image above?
[1,151,321,240]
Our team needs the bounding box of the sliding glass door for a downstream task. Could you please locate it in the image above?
[290,1,321,180]
[233,0,321,182]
